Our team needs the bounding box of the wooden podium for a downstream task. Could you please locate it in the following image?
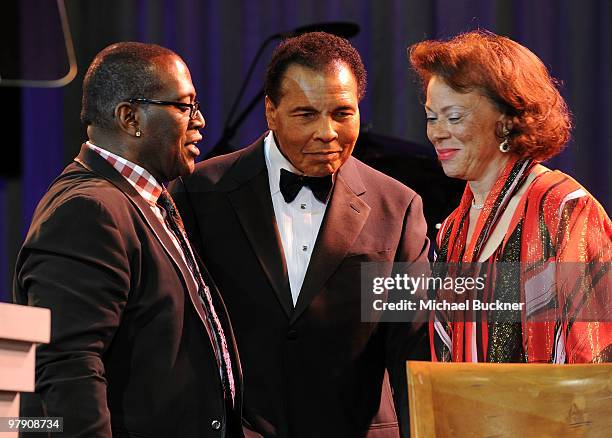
[407,361,612,437]
[0,302,50,437]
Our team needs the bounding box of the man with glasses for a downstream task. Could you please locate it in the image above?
[14,42,243,437]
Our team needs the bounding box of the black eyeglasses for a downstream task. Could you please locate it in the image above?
[128,98,201,120]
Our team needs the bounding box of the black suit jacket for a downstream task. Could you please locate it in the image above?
[13,145,244,438]
[170,136,430,438]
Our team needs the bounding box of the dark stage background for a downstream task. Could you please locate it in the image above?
[1,0,611,300]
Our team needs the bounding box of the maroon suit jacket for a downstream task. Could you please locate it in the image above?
[170,136,430,437]
[14,145,243,437]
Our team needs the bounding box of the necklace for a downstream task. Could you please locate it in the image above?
[471,199,484,210]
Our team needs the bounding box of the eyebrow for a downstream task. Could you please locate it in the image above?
[175,92,196,102]
[291,105,356,113]
[291,106,317,112]
[333,105,356,111]
[424,104,466,113]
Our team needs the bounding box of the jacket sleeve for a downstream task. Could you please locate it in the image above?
[384,193,430,437]
[14,195,132,437]
[555,194,612,363]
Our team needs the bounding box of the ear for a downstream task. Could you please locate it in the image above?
[500,113,514,130]
[495,116,514,138]
[502,115,513,133]
[114,102,141,137]
[264,96,277,130]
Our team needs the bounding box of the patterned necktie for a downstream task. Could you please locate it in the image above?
[157,189,235,404]
[279,168,333,203]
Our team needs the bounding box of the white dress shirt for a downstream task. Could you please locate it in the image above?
[264,132,332,304]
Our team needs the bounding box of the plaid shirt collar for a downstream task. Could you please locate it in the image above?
[86,141,163,206]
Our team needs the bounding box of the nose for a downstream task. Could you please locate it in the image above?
[191,109,205,129]
[314,116,338,143]
[427,121,450,144]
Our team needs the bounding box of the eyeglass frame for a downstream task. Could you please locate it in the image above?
[128,98,201,120]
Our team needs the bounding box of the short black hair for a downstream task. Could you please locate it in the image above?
[80,42,180,128]
[264,31,367,105]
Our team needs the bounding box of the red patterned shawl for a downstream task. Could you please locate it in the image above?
[431,158,612,363]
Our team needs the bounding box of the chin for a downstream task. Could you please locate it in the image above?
[440,164,461,180]
[183,166,195,177]
[174,163,194,179]
[307,161,342,176]
[308,167,335,177]
[187,161,196,174]
[442,171,464,180]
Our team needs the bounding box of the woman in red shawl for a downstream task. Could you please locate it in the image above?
[409,30,611,363]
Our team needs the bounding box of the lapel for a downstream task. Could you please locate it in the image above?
[74,144,211,332]
[222,137,294,318]
[291,158,371,324]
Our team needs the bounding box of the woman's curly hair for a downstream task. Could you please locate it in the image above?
[409,30,571,161]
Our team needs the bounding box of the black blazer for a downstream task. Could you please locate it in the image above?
[13,144,243,438]
[170,135,430,438]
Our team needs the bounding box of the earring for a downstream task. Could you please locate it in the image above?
[499,128,510,153]
[499,139,510,153]
[135,130,141,137]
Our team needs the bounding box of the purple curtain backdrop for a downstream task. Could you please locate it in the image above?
[1,0,610,300]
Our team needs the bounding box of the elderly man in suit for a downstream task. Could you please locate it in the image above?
[14,42,243,438]
[170,32,429,437]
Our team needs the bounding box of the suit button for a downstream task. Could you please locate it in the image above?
[211,420,221,430]
[287,329,298,340]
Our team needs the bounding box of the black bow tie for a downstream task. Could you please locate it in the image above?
[279,168,333,203]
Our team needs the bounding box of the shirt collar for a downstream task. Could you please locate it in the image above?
[264,131,301,196]
[85,141,163,206]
